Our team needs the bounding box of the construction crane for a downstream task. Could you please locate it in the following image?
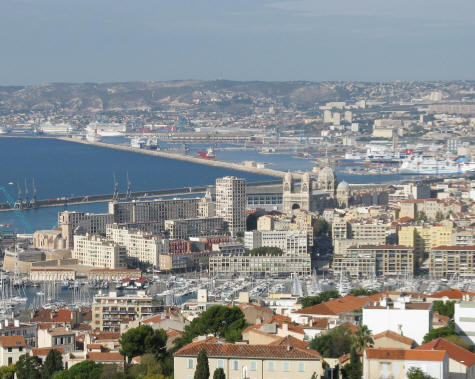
[0,186,34,234]
[126,171,132,199]
[112,173,119,200]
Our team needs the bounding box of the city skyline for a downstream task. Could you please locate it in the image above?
[1,0,474,85]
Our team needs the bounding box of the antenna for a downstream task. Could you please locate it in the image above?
[126,171,131,199]
[17,182,22,203]
[32,178,37,204]
[113,173,119,200]
[24,178,29,204]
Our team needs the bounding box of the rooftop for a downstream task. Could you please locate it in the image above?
[416,338,475,367]
[365,348,446,362]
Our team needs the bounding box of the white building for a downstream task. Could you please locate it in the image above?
[215,176,246,235]
[73,234,126,269]
[362,298,433,345]
[454,300,475,346]
[106,226,169,267]
[244,230,308,255]
[0,336,27,366]
[58,211,114,248]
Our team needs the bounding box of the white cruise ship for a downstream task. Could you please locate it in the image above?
[85,122,126,137]
[86,130,102,143]
[399,156,475,175]
[0,127,8,135]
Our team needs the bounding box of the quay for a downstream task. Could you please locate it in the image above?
[0,180,282,212]
[56,137,290,179]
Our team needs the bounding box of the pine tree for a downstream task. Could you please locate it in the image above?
[41,349,64,379]
[194,349,210,379]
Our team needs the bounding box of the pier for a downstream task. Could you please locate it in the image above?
[56,137,291,179]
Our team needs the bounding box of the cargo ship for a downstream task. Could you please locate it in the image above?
[198,148,215,159]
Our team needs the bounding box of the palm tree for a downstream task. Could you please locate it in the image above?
[353,325,374,352]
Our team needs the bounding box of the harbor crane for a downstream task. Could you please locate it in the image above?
[0,186,34,234]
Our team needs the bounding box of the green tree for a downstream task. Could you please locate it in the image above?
[414,211,427,221]
[245,247,283,256]
[119,325,167,363]
[310,325,353,358]
[348,288,378,297]
[343,346,362,379]
[15,354,42,379]
[301,290,341,308]
[213,367,226,379]
[0,364,16,379]
[432,301,455,318]
[435,211,444,222]
[53,360,103,379]
[194,349,210,379]
[314,219,330,236]
[177,305,247,348]
[41,349,64,379]
[422,324,457,344]
[353,325,374,352]
[407,367,436,379]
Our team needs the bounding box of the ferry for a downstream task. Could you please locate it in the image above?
[342,151,363,161]
[85,122,126,137]
[198,148,215,159]
[0,127,9,135]
[366,145,402,163]
[399,156,475,175]
[130,137,146,149]
[86,129,102,143]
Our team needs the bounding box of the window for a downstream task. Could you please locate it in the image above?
[250,361,257,371]
[8,357,12,365]
[7,347,12,352]
[268,361,275,371]
[298,362,305,372]
[232,360,238,370]
[283,361,290,372]
[19,347,23,352]
[381,362,390,378]
[187,359,194,369]
[217,360,224,369]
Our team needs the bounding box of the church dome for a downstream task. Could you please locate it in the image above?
[317,166,335,184]
[337,181,350,193]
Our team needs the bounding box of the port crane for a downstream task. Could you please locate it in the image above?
[0,186,34,234]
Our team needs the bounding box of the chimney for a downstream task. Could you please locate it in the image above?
[255,317,262,325]
[4,320,8,327]
[14,320,19,327]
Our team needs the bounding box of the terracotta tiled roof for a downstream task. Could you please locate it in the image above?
[433,312,450,324]
[166,330,183,338]
[340,323,359,335]
[87,352,124,362]
[242,321,304,335]
[431,246,475,251]
[268,335,309,350]
[31,347,65,355]
[429,289,475,299]
[294,296,368,316]
[143,314,164,324]
[90,332,120,341]
[373,330,414,346]
[365,348,446,361]
[238,303,273,314]
[0,336,26,348]
[416,338,475,367]
[175,341,322,359]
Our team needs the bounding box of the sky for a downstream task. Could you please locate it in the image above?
[1,0,474,85]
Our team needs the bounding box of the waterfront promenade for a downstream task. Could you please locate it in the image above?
[56,137,290,179]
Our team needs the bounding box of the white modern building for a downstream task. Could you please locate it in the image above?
[454,300,475,346]
[362,298,433,345]
[244,230,308,255]
[73,234,127,269]
[215,176,246,235]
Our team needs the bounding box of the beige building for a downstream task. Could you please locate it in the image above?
[174,341,323,379]
[92,291,163,332]
[38,327,75,353]
[164,217,227,240]
[58,211,114,248]
[333,245,414,278]
[29,268,76,281]
[33,230,67,250]
[73,234,126,269]
[215,176,246,235]
[0,336,27,366]
[399,225,453,260]
[373,330,415,349]
[106,225,169,267]
[87,268,141,281]
[364,348,448,379]
[429,246,475,278]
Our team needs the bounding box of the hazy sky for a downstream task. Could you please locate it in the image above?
[1,0,474,85]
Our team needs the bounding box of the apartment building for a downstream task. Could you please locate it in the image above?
[106,225,169,266]
[244,230,308,256]
[215,176,246,235]
[174,341,323,379]
[108,198,200,224]
[399,225,453,259]
[164,217,227,240]
[332,245,414,278]
[37,327,75,353]
[209,253,311,277]
[58,211,114,247]
[429,246,475,278]
[92,291,163,332]
[399,199,462,220]
[0,336,27,366]
[73,234,126,269]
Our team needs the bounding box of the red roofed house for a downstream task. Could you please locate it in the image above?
[427,289,475,302]
[364,348,449,379]
[291,295,368,325]
[373,330,415,349]
[174,341,323,379]
[0,336,26,366]
[416,338,475,379]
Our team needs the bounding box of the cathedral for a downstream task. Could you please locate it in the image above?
[282,165,351,213]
